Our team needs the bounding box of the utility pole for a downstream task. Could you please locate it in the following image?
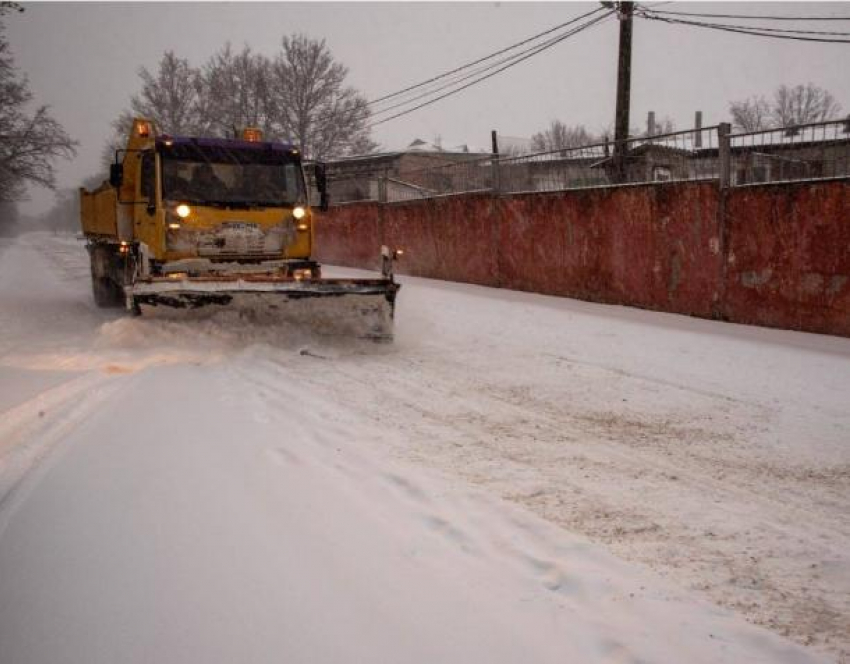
[612,1,633,183]
[491,129,502,194]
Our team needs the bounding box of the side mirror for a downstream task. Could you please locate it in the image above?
[109,163,123,188]
[381,245,404,280]
[320,192,330,212]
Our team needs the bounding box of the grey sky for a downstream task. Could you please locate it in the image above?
[6,1,849,215]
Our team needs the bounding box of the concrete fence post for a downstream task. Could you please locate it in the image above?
[714,122,733,322]
[718,122,732,190]
[492,158,503,195]
[491,129,502,195]
[378,168,388,204]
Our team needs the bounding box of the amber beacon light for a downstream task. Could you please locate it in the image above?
[242,128,263,142]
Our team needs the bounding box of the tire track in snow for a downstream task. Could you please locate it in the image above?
[225,344,850,661]
[0,369,136,536]
[5,233,846,660]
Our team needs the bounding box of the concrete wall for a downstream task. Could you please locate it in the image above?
[723,181,850,337]
[496,184,721,318]
[313,202,382,270]
[315,180,849,337]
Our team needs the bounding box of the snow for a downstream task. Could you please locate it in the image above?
[1,232,848,663]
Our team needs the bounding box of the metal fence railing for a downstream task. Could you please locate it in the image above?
[498,126,719,194]
[728,119,850,186]
[315,118,850,206]
[312,154,498,205]
[389,154,496,202]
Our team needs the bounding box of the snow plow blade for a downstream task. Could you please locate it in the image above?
[127,276,400,340]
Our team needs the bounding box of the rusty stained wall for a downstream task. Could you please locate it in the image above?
[723,181,850,336]
[313,202,383,271]
[497,184,721,317]
[315,180,849,337]
[382,196,501,287]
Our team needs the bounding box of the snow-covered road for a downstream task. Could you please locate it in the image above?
[1,232,848,663]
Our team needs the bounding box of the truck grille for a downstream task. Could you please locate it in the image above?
[168,221,296,257]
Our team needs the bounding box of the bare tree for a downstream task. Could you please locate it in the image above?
[0,3,23,16]
[102,51,204,169]
[0,18,76,203]
[131,51,204,134]
[102,37,376,165]
[197,44,272,139]
[729,84,842,132]
[267,34,375,159]
[531,120,594,153]
[729,95,771,132]
[772,83,842,127]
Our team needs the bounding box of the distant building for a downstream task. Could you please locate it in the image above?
[322,139,492,203]
[315,123,850,201]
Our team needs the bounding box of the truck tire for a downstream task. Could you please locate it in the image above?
[89,244,125,308]
[92,276,123,307]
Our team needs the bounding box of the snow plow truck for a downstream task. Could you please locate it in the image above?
[79,118,400,339]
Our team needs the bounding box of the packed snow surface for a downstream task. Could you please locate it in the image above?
[1,233,848,663]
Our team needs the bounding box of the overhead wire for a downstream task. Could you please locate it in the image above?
[366,9,615,129]
[367,9,614,121]
[635,10,850,43]
[319,8,612,170]
[641,8,850,22]
[329,3,846,159]
[299,7,611,133]
[315,3,847,164]
[685,23,850,37]
[366,6,607,108]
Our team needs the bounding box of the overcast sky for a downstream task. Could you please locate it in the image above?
[6,1,849,215]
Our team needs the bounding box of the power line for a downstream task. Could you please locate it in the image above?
[637,13,850,43]
[301,7,609,131]
[368,10,614,121]
[642,8,850,22]
[637,10,850,37]
[367,6,607,107]
[367,10,615,129]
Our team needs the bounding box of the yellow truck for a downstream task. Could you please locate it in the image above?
[80,118,400,338]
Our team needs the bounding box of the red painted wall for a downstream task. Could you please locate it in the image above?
[497,184,721,317]
[383,196,501,286]
[314,180,849,337]
[314,203,383,271]
[723,181,850,336]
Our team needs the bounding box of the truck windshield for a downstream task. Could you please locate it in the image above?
[161,152,305,208]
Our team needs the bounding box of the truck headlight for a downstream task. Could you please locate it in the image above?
[176,204,191,218]
[292,206,306,220]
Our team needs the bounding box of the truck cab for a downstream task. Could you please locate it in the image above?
[90,118,322,267]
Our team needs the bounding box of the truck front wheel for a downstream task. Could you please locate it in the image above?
[91,276,123,307]
[89,244,125,308]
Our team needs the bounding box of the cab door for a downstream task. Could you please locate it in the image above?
[133,150,165,257]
